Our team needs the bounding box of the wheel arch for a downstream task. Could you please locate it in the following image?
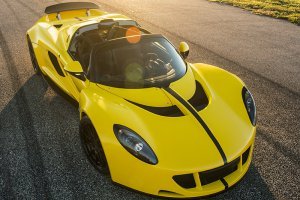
[79,93,113,155]
[190,62,249,120]
[190,63,246,86]
[79,113,111,175]
[78,90,113,175]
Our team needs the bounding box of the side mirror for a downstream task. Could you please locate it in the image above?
[64,61,86,81]
[179,42,189,59]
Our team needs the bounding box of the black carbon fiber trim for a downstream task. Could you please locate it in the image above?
[45,2,99,14]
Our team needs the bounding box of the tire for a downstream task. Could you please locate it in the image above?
[27,35,41,75]
[80,116,110,175]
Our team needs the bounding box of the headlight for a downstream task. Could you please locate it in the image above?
[242,87,256,126]
[113,125,158,165]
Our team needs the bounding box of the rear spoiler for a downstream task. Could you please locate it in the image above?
[45,2,99,20]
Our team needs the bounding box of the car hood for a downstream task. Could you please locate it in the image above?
[94,64,255,170]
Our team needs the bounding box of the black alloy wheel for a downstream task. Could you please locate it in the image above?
[80,116,110,175]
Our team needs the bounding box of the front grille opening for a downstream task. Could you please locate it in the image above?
[199,157,240,186]
[173,174,196,189]
[242,147,251,165]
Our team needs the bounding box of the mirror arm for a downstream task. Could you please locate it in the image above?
[69,71,86,81]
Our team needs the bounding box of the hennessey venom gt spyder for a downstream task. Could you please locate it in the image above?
[27,2,257,198]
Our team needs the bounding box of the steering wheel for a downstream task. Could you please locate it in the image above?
[145,53,165,69]
[145,53,159,61]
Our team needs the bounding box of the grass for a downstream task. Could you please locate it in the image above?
[208,0,300,25]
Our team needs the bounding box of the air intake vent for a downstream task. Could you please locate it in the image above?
[127,100,184,117]
[173,174,196,189]
[158,190,182,197]
[53,24,63,29]
[242,147,251,165]
[199,157,240,186]
[188,81,209,111]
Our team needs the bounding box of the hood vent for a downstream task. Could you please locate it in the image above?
[53,24,63,29]
[127,100,184,117]
[188,81,209,111]
[125,81,207,117]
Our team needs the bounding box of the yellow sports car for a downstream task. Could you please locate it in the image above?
[27,2,256,198]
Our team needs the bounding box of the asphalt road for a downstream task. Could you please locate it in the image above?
[0,0,299,199]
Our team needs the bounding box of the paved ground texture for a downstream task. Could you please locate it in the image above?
[0,0,299,199]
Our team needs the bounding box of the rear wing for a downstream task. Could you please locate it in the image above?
[45,2,99,20]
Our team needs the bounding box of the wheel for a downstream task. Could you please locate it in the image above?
[27,35,41,74]
[80,116,110,175]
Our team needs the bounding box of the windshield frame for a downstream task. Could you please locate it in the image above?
[88,34,187,88]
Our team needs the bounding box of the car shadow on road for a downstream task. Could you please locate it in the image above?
[0,74,274,199]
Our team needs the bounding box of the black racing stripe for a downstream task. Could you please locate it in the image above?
[164,87,227,164]
[220,178,229,190]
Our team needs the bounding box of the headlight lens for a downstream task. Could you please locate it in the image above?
[113,125,158,165]
[242,87,256,126]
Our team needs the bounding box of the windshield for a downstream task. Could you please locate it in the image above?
[88,36,186,88]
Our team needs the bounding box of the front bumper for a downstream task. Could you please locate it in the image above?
[107,130,256,198]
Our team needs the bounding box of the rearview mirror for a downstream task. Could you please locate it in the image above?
[64,61,86,81]
[179,42,189,59]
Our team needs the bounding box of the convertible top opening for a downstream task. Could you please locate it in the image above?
[68,20,150,71]
[88,35,187,88]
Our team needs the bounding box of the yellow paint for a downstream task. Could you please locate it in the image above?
[27,6,256,198]
[179,41,189,53]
